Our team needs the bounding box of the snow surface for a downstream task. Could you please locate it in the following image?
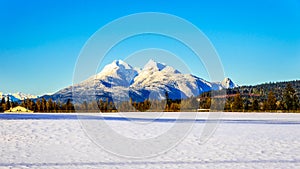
[1,112,300,169]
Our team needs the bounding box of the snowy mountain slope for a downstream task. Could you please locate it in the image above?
[49,60,139,103]
[48,59,236,103]
[131,60,212,100]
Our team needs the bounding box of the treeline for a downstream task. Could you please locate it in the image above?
[0,97,75,113]
[0,94,199,113]
[199,83,300,112]
[75,93,199,112]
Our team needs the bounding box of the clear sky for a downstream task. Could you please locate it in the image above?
[0,0,299,95]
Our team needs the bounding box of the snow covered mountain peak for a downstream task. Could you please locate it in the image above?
[221,77,236,89]
[112,60,132,69]
[80,59,138,88]
[95,60,137,79]
[99,59,133,75]
[143,59,166,71]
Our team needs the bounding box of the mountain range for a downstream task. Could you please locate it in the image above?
[1,60,236,103]
[44,59,235,103]
[0,92,38,102]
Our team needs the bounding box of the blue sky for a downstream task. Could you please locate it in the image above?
[0,0,299,95]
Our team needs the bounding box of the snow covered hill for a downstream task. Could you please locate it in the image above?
[48,59,236,103]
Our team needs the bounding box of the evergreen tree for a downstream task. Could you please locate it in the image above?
[1,97,5,105]
[165,92,171,111]
[41,98,46,112]
[283,83,299,110]
[52,101,57,112]
[276,101,284,110]
[6,96,11,110]
[29,99,35,111]
[66,99,75,112]
[36,99,41,112]
[103,98,109,112]
[243,100,250,111]
[266,91,277,110]
[108,101,115,112]
[200,97,212,110]
[231,93,243,111]
[143,99,151,111]
[224,98,232,111]
[56,101,62,112]
[252,99,259,111]
[46,98,53,112]
[98,100,104,111]
[262,101,267,111]
[1,97,5,112]
[20,99,27,108]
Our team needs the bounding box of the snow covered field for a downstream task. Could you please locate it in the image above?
[1,112,300,169]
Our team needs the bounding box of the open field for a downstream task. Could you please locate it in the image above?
[1,112,300,169]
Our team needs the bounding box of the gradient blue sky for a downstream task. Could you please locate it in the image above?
[0,0,299,95]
